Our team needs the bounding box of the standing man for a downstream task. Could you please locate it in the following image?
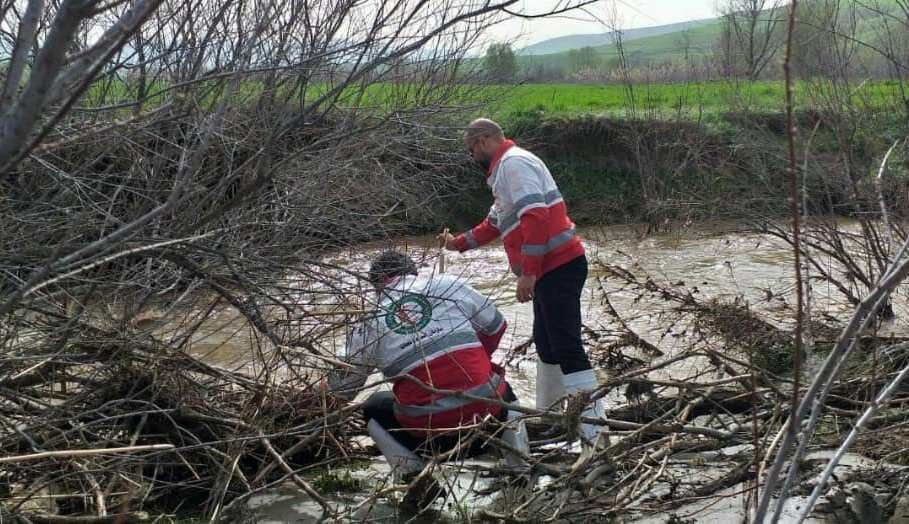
[439,118,607,451]
[329,250,529,511]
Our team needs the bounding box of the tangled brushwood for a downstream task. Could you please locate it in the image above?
[466,256,909,522]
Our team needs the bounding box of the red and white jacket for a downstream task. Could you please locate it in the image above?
[331,274,508,434]
[453,140,585,278]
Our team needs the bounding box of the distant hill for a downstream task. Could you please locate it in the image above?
[508,1,907,80]
[517,19,725,75]
[519,18,719,56]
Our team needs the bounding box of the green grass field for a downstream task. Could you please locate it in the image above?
[81,73,909,130]
[486,80,906,122]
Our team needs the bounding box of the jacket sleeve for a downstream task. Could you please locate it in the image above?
[328,319,377,399]
[517,208,549,278]
[452,278,507,355]
[502,158,550,278]
[452,205,501,252]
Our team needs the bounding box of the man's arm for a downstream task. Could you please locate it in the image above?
[517,208,549,279]
[453,278,507,355]
[447,206,501,252]
[327,320,377,400]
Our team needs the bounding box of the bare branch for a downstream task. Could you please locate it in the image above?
[0,0,44,108]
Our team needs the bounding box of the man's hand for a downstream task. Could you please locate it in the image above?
[437,231,459,251]
[516,274,537,303]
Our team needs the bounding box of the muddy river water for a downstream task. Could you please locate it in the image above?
[182,221,909,402]
[162,222,909,522]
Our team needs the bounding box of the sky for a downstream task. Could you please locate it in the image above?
[494,0,719,48]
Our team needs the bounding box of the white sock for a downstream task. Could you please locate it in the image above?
[535,360,566,410]
[562,369,607,446]
[502,408,530,468]
[367,419,424,477]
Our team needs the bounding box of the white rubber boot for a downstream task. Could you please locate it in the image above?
[562,369,609,461]
[501,408,530,469]
[535,360,566,410]
[367,419,424,479]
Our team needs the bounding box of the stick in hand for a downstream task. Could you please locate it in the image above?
[439,227,449,274]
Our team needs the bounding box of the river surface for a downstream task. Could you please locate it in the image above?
[174,221,909,403]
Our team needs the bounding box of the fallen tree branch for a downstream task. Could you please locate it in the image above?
[0,444,175,464]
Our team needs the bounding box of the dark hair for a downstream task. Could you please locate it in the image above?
[368,250,417,286]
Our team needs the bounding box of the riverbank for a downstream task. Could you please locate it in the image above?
[435,105,907,232]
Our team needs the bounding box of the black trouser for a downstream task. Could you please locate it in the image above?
[533,255,592,375]
[362,384,516,457]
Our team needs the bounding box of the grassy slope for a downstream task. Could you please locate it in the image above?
[518,19,724,72]
[604,21,724,62]
[519,19,717,56]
